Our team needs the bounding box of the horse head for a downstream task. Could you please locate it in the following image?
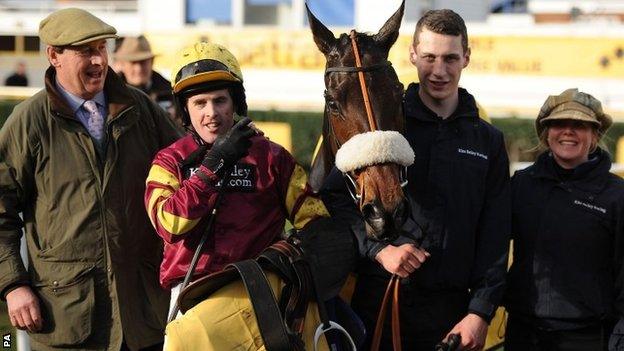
[307,1,412,242]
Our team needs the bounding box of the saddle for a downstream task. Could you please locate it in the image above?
[168,217,361,351]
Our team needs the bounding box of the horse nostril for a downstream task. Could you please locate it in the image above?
[362,202,383,220]
[393,199,409,228]
[362,202,386,235]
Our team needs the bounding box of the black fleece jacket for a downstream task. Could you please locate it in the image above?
[506,149,624,333]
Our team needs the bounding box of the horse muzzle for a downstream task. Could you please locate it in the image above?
[362,198,408,242]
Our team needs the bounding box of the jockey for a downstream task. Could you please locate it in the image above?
[144,41,330,318]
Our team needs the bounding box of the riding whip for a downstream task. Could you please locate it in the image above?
[167,169,231,323]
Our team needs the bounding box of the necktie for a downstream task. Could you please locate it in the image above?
[83,100,105,142]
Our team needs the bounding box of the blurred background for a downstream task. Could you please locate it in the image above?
[2,0,624,167]
[1,0,624,350]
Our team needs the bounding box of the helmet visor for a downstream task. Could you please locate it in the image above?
[173,59,242,93]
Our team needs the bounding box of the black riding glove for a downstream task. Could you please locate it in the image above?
[202,117,255,177]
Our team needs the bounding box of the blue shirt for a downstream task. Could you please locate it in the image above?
[55,80,108,153]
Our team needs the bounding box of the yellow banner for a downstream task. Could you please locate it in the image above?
[149,28,624,80]
[254,121,292,153]
[466,35,624,77]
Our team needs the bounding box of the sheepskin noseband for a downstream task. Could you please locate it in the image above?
[334,130,415,173]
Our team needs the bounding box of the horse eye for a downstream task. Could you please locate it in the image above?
[327,100,339,112]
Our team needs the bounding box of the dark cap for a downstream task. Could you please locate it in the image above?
[39,8,118,46]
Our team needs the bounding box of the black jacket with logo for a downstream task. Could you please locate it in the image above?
[321,83,511,321]
[505,149,624,333]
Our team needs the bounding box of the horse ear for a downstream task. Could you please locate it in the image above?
[306,2,336,55]
[374,0,405,53]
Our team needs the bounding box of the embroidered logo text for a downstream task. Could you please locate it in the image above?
[457,148,488,160]
[574,200,606,214]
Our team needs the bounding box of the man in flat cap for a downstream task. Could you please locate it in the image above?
[0,8,180,351]
[114,35,181,129]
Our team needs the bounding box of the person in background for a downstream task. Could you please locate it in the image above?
[505,88,624,351]
[114,35,181,128]
[321,9,511,351]
[4,61,29,87]
[0,8,180,350]
[144,41,329,319]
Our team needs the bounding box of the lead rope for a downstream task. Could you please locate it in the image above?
[371,274,402,351]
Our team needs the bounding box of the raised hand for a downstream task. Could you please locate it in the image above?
[202,117,256,177]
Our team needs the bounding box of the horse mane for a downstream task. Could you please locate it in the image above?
[309,108,335,192]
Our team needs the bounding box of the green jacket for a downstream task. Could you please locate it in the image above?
[0,67,181,350]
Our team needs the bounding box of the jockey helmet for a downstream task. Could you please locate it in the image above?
[171,42,247,126]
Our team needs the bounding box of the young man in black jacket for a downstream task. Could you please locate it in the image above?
[321,9,511,351]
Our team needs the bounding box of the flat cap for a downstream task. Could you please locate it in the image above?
[536,88,612,136]
[39,8,118,46]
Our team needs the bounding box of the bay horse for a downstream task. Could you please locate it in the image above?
[307,1,412,242]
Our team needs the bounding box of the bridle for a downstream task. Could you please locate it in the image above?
[324,30,408,205]
[325,30,414,351]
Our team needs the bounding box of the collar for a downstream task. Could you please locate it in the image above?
[55,79,106,113]
[530,149,611,194]
[45,66,135,120]
[404,83,479,123]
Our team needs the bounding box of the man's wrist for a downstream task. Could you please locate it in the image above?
[371,243,389,261]
[208,158,226,176]
[467,311,489,322]
[2,282,29,301]
[467,307,494,324]
[195,165,220,185]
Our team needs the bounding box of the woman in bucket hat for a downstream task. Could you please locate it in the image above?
[504,88,624,350]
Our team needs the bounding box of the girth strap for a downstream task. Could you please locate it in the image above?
[229,260,293,351]
[259,240,322,337]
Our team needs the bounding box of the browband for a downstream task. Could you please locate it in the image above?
[325,61,392,75]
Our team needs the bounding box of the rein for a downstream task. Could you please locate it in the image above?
[350,30,378,132]
[371,275,402,351]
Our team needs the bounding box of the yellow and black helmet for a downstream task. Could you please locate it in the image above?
[171,42,243,93]
[171,42,247,125]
